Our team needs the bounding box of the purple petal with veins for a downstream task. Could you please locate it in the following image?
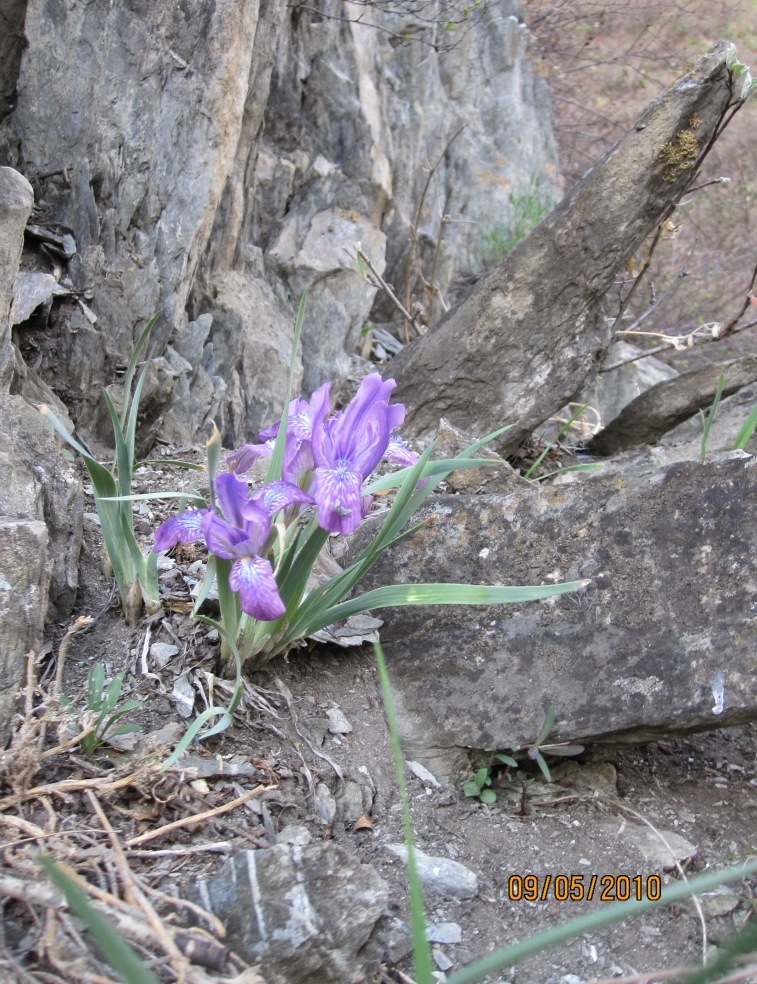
[314,464,364,535]
[154,509,209,551]
[230,555,286,620]
[226,441,273,474]
[215,472,250,528]
[384,433,419,467]
[202,514,250,559]
[250,480,315,516]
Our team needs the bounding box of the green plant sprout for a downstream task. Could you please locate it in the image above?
[698,373,757,458]
[463,706,584,804]
[699,373,725,459]
[61,662,142,757]
[523,402,603,481]
[477,176,550,269]
[39,315,162,625]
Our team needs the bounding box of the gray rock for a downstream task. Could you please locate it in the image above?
[208,272,302,448]
[1,0,559,447]
[427,922,463,944]
[187,843,388,984]
[0,395,83,621]
[0,0,27,124]
[335,780,374,824]
[407,760,442,789]
[540,340,679,446]
[353,454,757,775]
[9,271,58,326]
[433,946,455,971]
[657,381,757,464]
[386,845,479,899]
[388,43,737,454]
[149,642,179,666]
[0,518,47,743]
[0,167,33,391]
[600,821,697,870]
[590,356,757,455]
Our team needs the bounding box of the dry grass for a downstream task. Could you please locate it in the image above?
[0,624,271,983]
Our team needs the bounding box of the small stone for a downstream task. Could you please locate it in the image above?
[376,916,413,964]
[386,845,478,899]
[407,760,441,788]
[278,825,312,847]
[186,843,387,984]
[150,642,179,666]
[432,947,454,971]
[314,782,336,824]
[694,888,740,918]
[607,822,697,870]
[426,922,463,944]
[327,706,353,734]
[335,780,373,823]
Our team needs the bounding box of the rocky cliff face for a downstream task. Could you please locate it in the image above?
[0,0,559,448]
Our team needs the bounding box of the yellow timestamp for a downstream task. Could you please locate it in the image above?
[507,873,662,903]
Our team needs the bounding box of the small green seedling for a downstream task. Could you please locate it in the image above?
[464,707,584,803]
[698,372,757,458]
[40,315,161,624]
[699,373,725,460]
[62,662,142,757]
[523,403,603,482]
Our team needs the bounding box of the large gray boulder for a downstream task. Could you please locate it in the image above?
[0,394,84,741]
[0,166,33,391]
[0,166,84,742]
[354,453,757,777]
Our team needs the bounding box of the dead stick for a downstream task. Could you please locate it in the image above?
[0,772,141,811]
[125,785,272,847]
[86,790,190,970]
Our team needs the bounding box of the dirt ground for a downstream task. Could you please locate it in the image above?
[3,448,755,984]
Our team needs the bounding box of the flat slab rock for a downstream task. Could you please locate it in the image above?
[355,454,757,776]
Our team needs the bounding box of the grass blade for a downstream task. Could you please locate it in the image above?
[39,857,160,984]
[120,312,159,430]
[265,290,308,484]
[700,373,724,460]
[374,642,434,984]
[732,397,757,450]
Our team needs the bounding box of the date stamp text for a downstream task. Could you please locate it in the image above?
[507,874,662,903]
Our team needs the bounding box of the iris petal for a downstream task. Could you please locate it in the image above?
[384,433,418,467]
[250,480,315,516]
[202,514,249,559]
[230,555,286,620]
[314,465,364,535]
[215,472,250,528]
[226,441,273,474]
[154,509,209,551]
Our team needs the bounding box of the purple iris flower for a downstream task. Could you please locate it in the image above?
[310,373,407,535]
[227,387,329,491]
[154,473,314,621]
[225,374,417,538]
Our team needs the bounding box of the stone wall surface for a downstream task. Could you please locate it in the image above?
[0,0,560,448]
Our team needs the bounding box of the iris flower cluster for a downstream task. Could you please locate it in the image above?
[154,374,416,621]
